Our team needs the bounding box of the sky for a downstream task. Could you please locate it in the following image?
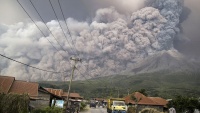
[0,0,200,81]
[175,0,200,58]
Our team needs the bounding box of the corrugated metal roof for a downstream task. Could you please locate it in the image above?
[44,88,63,96]
[148,97,168,106]
[0,76,15,93]
[125,92,164,105]
[45,88,82,99]
[62,92,82,98]
[9,80,38,97]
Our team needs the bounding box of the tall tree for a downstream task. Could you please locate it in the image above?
[137,89,148,96]
[167,95,200,113]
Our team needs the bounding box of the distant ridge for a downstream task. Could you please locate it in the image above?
[126,49,200,75]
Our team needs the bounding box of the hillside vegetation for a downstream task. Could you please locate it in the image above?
[39,71,200,99]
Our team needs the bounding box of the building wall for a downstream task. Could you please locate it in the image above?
[30,91,50,109]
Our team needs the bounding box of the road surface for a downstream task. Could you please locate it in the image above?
[80,106,107,113]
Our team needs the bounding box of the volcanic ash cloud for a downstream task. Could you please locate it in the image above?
[0,0,183,81]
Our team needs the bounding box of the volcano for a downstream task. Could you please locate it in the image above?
[127,50,200,74]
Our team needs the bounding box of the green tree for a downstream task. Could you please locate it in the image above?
[119,94,124,98]
[127,107,136,113]
[0,93,29,113]
[186,97,200,113]
[80,101,87,110]
[137,89,148,96]
[167,95,200,113]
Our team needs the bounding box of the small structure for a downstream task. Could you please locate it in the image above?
[30,87,62,108]
[45,88,83,108]
[0,76,62,109]
[0,76,83,110]
[125,92,168,112]
[62,92,83,101]
[45,88,83,101]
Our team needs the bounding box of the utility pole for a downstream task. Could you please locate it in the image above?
[117,88,119,98]
[127,88,130,95]
[65,57,81,108]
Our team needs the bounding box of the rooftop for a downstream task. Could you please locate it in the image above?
[9,80,38,97]
[0,76,15,93]
[125,92,168,106]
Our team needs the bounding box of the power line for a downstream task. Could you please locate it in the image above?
[57,0,108,83]
[53,0,132,98]
[0,53,66,73]
[17,0,93,85]
[16,0,95,87]
[17,0,72,63]
[17,0,56,50]
[29,0,76,55]
[58,0,75,46]
[47,0,95,83]
[17,0,70,61]
[48,0,78,56]
[17,0,74,72]
[17,0,114,87]
[49,0,95,84]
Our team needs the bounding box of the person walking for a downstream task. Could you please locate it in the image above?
[169,107,176,113]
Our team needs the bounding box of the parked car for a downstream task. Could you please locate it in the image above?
[90,100,96,108]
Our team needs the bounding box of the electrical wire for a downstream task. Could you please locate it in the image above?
[57,0,134,99]
[17,0,73,72]
[51,0,95,82]
[0,53,66,73]
[17,0,117,87]
[17,0,72,65]
[58,0,75,46]
[17,0,94,85]
[29,0,76,55]
[48,0,78,56]
[57,0,107,83]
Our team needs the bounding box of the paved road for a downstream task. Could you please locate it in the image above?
[80,106,107,113]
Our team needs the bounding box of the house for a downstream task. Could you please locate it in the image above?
[148,97,168,107]
[30,86,62,109]
[0,76,15,93]
[0,76,62,109]
[45,88,83,101]
[45,88,83,108]
[125,92,168,112]
[45,88,64,97]
[62,92,83,101]
[9,80,39,98]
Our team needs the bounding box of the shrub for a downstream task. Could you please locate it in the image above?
[80,101,87,110]
[127,106,136,113]
[141,108,162,113]
[0,93,29,113]
[32,106,63,113]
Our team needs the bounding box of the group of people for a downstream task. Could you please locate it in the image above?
[96,101,106,108]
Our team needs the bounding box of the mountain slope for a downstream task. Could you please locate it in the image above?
[126,50,200,74]
[39,71,200,99]
[39,50,200,99]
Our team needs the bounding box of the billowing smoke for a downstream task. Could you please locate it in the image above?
[0,0,183,81]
